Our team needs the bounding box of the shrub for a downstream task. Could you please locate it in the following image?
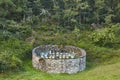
[0,50,22,72]
[0,20,32,40]
[90,24,120,48]
[0,37,32,72]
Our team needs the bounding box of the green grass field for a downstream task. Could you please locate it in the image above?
[0,60,120,80]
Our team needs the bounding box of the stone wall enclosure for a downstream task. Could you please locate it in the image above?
[32,45,86,74]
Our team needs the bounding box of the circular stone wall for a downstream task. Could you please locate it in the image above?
[32,45,86,74]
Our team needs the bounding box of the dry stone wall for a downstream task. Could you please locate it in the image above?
[32,45,86,74]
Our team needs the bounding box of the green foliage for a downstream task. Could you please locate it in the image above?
[0,20,32,40]
[91,28,115,46]
[105,14,115,24]
[91,24,120,47]
[0,0,120,30]
[77,40,120,63]
[0,50,22,72]
[0,37,32,72]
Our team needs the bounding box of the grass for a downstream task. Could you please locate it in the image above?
[0,60,120,80]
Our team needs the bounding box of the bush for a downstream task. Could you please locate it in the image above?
[0,50,22,72]
[0,37,32,72]
[90,24,120,48]
[0,20,32,40]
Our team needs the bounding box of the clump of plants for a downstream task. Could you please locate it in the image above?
[0,37,32,72]
[90,24,120,48]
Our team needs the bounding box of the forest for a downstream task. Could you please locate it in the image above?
[0,0,120,80]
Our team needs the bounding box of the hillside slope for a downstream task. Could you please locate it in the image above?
[0,61,120,80]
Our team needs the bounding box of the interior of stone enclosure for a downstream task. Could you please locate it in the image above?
[34,45,84,59]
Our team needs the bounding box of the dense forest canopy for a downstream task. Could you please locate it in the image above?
[0,0,120,72]
[0,0,120,25]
